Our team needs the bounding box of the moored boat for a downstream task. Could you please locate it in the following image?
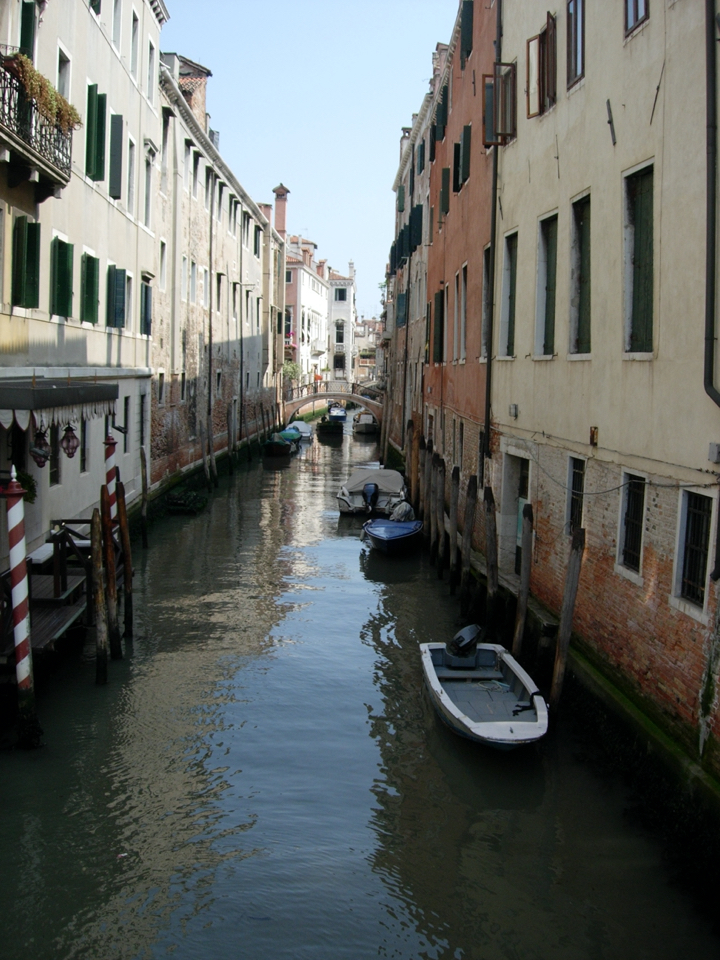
[262,433,294,459]
[337,467,407,515]
[362,517,423,554]
[420,625,548,749]
[328,403,347,422]
[289,420,313,440]
[352,411,379,435]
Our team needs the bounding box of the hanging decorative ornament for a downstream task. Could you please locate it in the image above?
[29,428,51,468]
[60,424,80,459]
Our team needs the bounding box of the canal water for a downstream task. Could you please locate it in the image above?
[2,432,719,960]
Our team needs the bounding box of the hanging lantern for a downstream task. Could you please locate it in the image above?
[29,429,51,468]
[60,424,80,459]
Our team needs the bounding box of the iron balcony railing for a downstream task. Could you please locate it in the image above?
[0,56,72,179]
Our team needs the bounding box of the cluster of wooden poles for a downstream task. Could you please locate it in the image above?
[407,426,585,711]
[197,399,284,491]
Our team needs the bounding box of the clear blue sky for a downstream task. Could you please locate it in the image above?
[161,0,459,319]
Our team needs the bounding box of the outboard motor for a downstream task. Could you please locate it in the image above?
[362,482,379,513]
[446,623,484,659]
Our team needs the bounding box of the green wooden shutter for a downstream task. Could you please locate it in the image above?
[425,302,431,363]
[543,216,557,355]
[86,85,98,177]
[460,1,474,68]
[90,0,101,13]
[50,238,73,317]
[141,282,152,335]
[410,204,423,250]
[429,125,436,162]
[397,184,405,213]
[396,292,406,328]
[440,167,450,215]
[109,114,123,199]
[506,234,517,356]
[461,125,471,183]
[106,264,118,326]
[453,143,461,193]
[12,216,28,308]
[25,221,40,309]
[50,236,60,315]
[433,290,444,363]
[417,140,425,174]
[576,197,591,353]
[81,254,99,324]
[20,1,36,60]
[629,168,653,352]
[93,93,107,182]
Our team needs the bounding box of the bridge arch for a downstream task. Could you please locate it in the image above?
[283,381,384,423]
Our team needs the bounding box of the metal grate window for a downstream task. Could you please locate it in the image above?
[569,458,584,532]
[681,493,712,606]
[622,475,645,571]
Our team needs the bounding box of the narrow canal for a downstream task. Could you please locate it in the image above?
[2,432,719,960]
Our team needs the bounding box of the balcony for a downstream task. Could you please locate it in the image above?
[1,51,73,200]
[311,338,326,356]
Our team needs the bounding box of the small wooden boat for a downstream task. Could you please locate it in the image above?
[290,420,313,440]
[362,518,423,554]
[353,411,379,435]
[337,467,407,515]
[262,434,294,459]
[316,417,344,437]
[420,625,548,749]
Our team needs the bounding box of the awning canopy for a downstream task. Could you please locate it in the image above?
[0,379,118,431]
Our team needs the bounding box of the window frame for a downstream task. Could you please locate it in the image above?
[570,194,591,355]
[527,13,557,118]
[625,0,648,35]
[535,213,558,357]
[674,489,715,612]
[567,0,585,89]
[624,164,654,354]
[617,473,646,577]
[567,456,586,534]
[500,232,518,357]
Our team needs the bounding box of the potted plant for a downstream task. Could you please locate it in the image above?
[4,53,81,133]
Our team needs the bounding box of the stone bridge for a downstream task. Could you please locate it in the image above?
[283,381,384,422]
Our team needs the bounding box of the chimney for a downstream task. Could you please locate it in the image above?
[273,183,290,239]
[177,56,213,131]
[259,202,272,225]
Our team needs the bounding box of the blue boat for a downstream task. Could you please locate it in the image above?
[362,518,423,555]
[328,403,347,422]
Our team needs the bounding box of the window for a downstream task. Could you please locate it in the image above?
[140,280,152,335]
[184,141,192,190]
[203,267,209,308]
[460,0,473,68]
[159,241,166,291]
[571,196,591,353]
[11,216,40,309]
[125,273,133,329]
[81,253,100,324]
[397,184,405,213]
[254,225,262,258]
[453,273,459,361]
[417,140,426,174]
[336,322,345,344]
[626,0,648,33]
[567,0,584,88]
[527,13,557,117]
[80,419,88,473]
[537,214,558,355]
[500,233,518,356]
[483,63,516,146]
[440,167,450,216]
[192,152,200,198]
[205,168,212,210]
[256,296,261,330]
[161,109,170,193]
[216,272,222,313]
[57,47,70,99]
[217,184,224,224]
[181,255,188,301]
[158,372,165,404]
[144,156,152,227]
[50,237,74,318]
[568,457,585,532]
[433,290,444,363]
[85,84,107,181]
[123,396,130,453]
[242,212,251,246]
[286,270,291,283]
[127,138,136,215]
[679,492,713,607]
[90,0,101,15]
[232,282,239,321]
[481,246,491,358]
[620,475,645,572]
[335,288,347,302]
[19,1,36,60]
[460,263,467,360]
[147,40,155,105]
[106,264,127,328]
[130,11,139,77]
[49,425,60,487]
[625,166,653,353]
[112,0,122,50]
[109,114,123,200]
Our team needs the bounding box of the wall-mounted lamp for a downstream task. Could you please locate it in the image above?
[509,404,519,419]
[60,424,80,458]
[30,428,50,468]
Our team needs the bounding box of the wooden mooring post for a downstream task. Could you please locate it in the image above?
[91,507,108,685]
[460,475,478,615]
[423,440,433,537]
[116,481,133,641]
[429,452,439,560]
[405,420,414,502]
[199,419,211,490]
[483,486,499,635]
[226,404,234,475]
[100,484,122,660]
[511,503,534,658]
[550,527,586,711]
[140,446,148,549]
[449,466,460,593]
[207,413,219,488]
[417,437,426,518]
[436,457,446,578]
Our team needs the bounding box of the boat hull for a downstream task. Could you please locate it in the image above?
[363,519,423,554]
[420,641,548,749]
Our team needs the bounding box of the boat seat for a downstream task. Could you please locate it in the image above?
[435,667,505,681]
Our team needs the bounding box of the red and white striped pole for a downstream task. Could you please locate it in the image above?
[5,466,41,747]
[104,434,118,521]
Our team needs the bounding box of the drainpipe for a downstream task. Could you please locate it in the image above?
[483,0,502,471]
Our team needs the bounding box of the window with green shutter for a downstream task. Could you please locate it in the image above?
[433,290,444,363]
[504,233,518,356]
[109,114,124,199]
[572,196,591,353]
[460,1,474,69]
[12,216,40,309]
[19,1,36,60]
[627,166,653,352]
[81,253,100,324]
[86,85,107,181]
[106,264,127,328]
[460,126,471,184]
[453,143,461,193]
[396,292,406,328]
[50,236,74,317]
[397,184,405,213]
[440,167,450,215]
[417,140,425,174]
[541,215,557,355]
[140,281,152,335]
